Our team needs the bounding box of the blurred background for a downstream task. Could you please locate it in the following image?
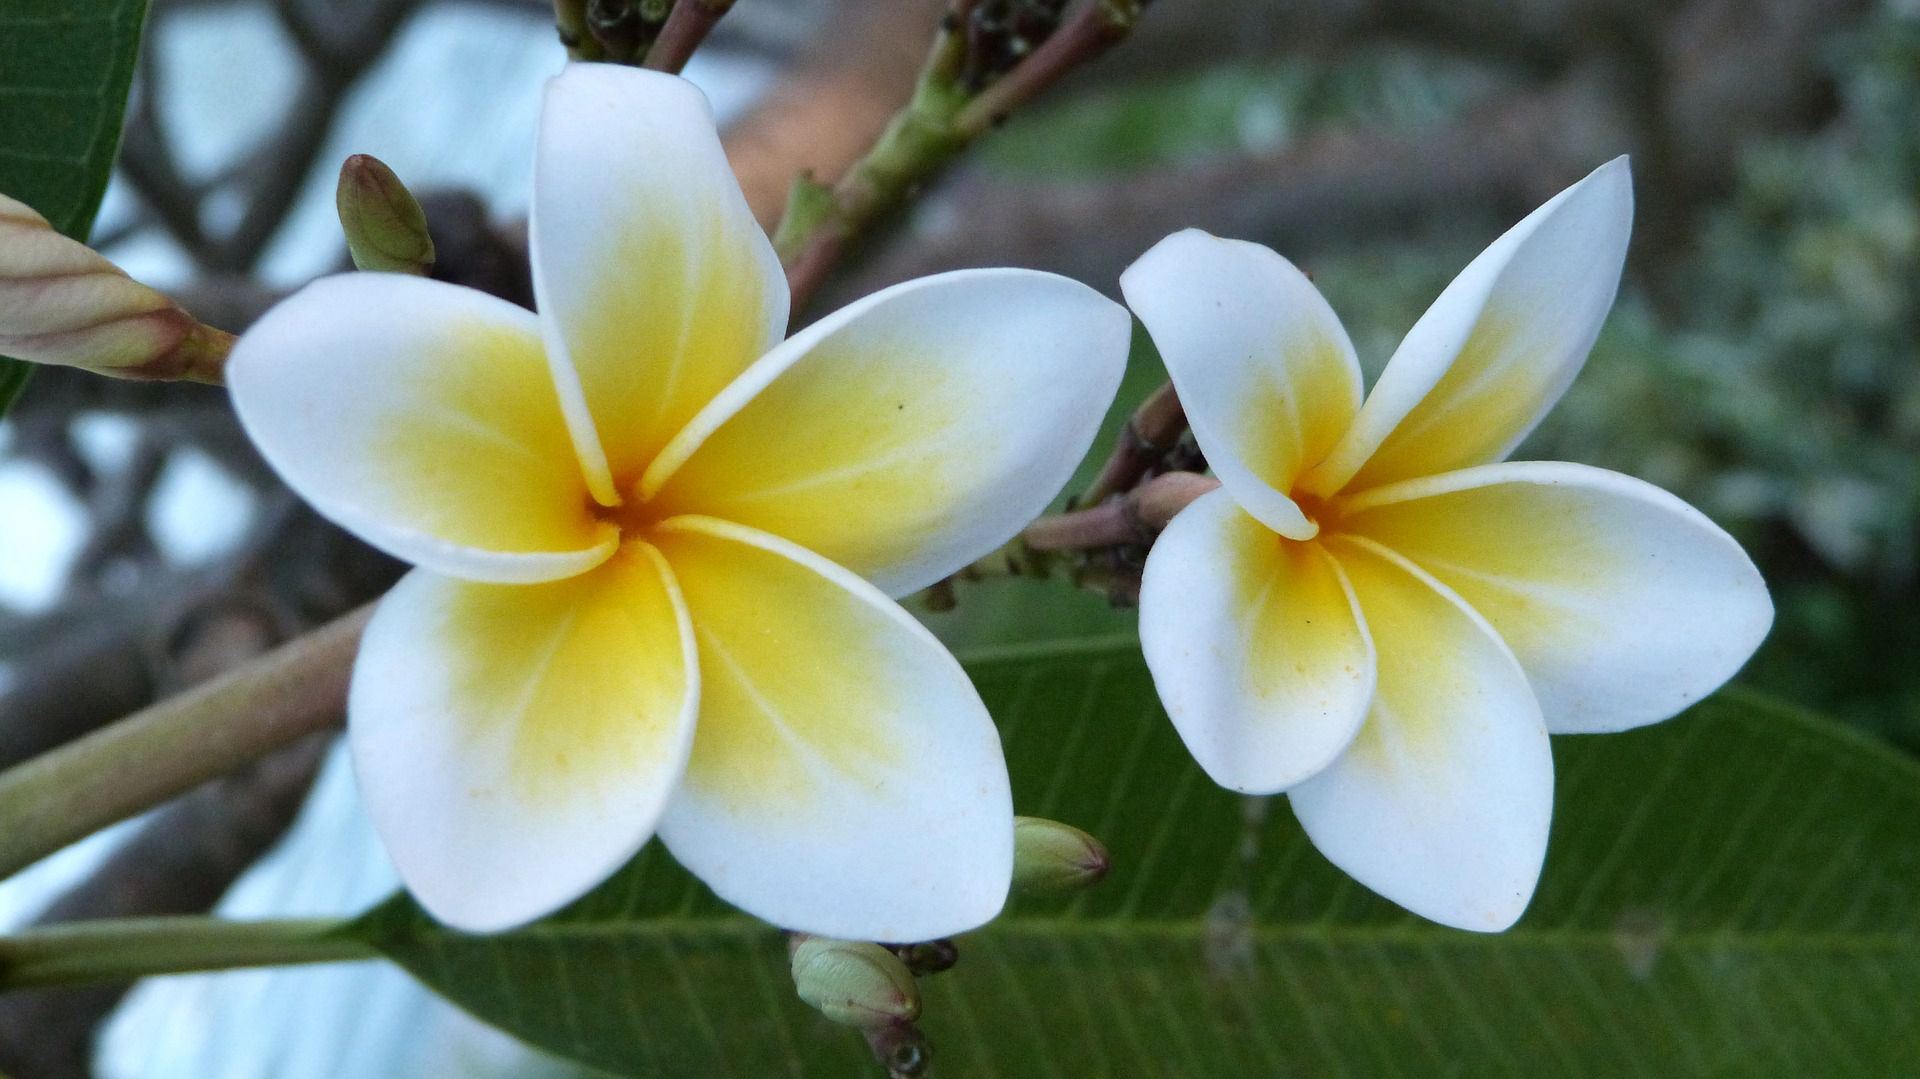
[0,0,1915,1074]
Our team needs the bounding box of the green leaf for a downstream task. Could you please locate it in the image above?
[0,0,150,415]
[352,644,1920,1076]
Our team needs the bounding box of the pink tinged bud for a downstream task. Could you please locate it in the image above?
[1011,816,1111,897]
[789,936,922,1028]
[0,194,230,381]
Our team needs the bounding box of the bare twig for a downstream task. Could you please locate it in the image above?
[1023,470,1218,551]
[645,0,736,73]
[951,0,1140,138]
[1080,382,1186,508]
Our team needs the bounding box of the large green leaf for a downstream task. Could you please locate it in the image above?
[351,640,1920,1076]
[0,0,149,414]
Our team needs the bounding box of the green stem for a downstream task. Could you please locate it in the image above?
[0,917,375,989]
[776,0,1141,315]
[0,605,371,881]
[777,28,970,311]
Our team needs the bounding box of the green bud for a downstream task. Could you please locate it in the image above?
[790,936,921,1028]
[335,154,435,275]
[1011,816,1110,897]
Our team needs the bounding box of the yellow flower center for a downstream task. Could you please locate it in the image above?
[1291,488,1347,539]
[589,492,669,541]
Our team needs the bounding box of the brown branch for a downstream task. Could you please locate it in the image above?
[1080,382,1185,507]
[951,0,1140,138]
[645,0,736,74]
[1023,470,1218,551]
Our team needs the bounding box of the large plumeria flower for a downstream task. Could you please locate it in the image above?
[1122,158,1772,931]
[227,66,1129,936]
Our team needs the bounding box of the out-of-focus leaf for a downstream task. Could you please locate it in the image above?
[0,0,149,415]
[351,641,1920,1076]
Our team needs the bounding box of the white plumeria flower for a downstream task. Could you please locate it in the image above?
[226,65,1130,936]
[1121,158,1772,932]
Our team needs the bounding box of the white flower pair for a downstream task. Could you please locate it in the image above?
[226,65,1768,937]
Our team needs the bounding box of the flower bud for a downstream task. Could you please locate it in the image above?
[1011,816,1110,897]
[335,155,435,276]
[0,194,229,381]
[790,936,921,1027]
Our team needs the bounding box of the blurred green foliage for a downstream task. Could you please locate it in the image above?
[966,7,1920,749]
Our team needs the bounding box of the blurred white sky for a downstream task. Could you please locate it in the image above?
[0,4,768,1075]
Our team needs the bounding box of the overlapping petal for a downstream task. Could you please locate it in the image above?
[651,516,1014,941]
[1302,158,1634,497]
[349,546,698,932]
[1338,462,1772,733]
[642,270,1130,596]
[1121,229,1363,539]
[1139,488,1374,793]
[1291,537,1553,932]
[227,274,616,584]
[531,65,788,501]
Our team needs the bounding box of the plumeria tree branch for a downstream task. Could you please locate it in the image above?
[0,917,374,990]
[1025,470,1218,551]
[0,606,368,880]
[777,0,1142,313]
[927,469,1219,610]
[1080,382,1188,507]
[645,0,737,73]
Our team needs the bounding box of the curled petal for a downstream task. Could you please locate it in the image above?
[228,274,616,584]
[350,546,698,932]
[644,269,1130,596]
[1293,536,1554,932]
[1303,158,1633,496]
[531,65,788,501]
[1339,461,1772,732]
[1121,229,1362,539]
[652,516,1013,941]
[1139,488,1374,793]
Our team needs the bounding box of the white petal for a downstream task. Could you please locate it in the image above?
[1121,229,1363,539]
[1302,158,1634,497]
[1292,536,1553,932]
[1339,461,1772,733]
[1139,488,1374,793]
[641,269,1130,596]
[651,516,1013,941]
[227,274,615,584]
[350,545,698,932]
[531,65,788,501]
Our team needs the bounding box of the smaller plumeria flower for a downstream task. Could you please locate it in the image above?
[226,65,1130,936]
[1121,158,1772,932]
